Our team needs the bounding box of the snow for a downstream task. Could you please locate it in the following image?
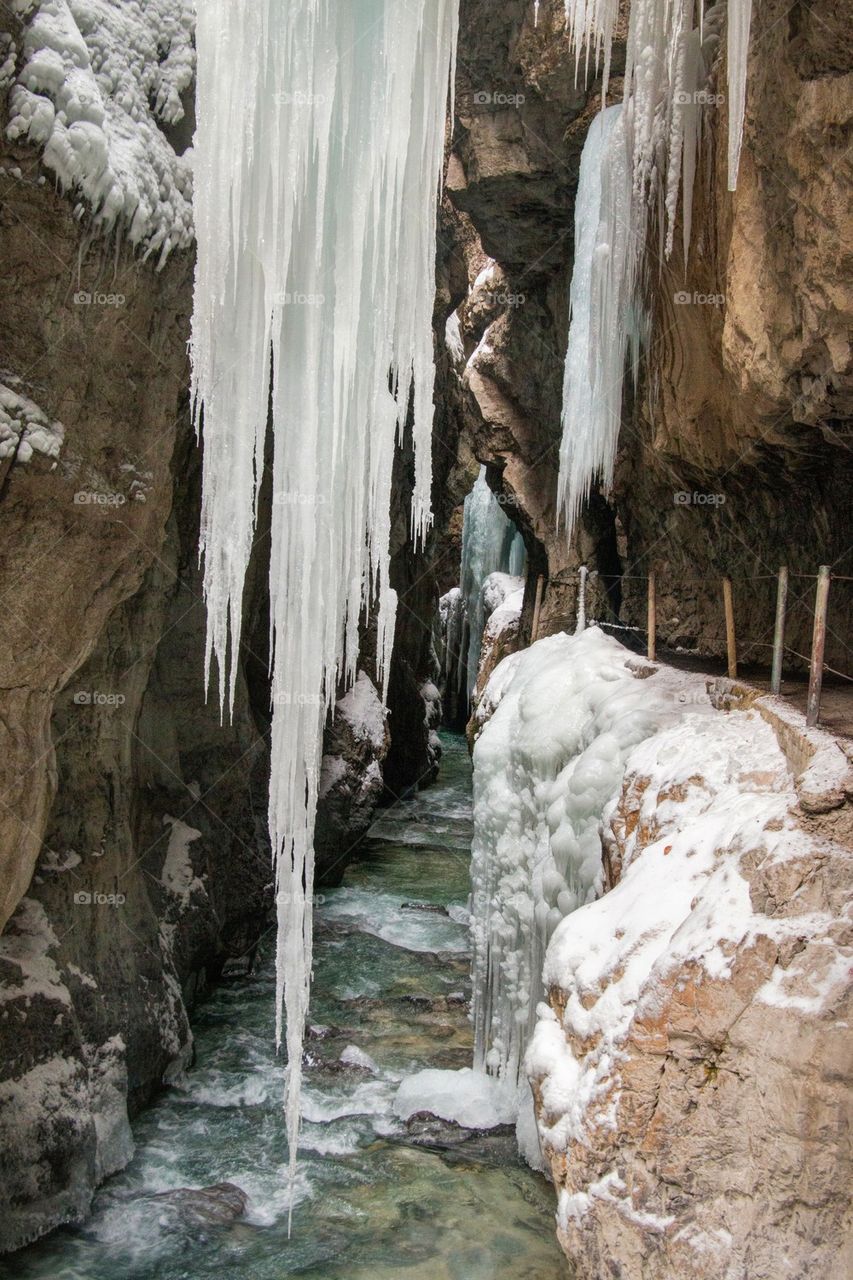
[337,671,387,753]
[339,1044,379,1074]
[190,0,458,1190]
[526,675,846,1158]
[461,468,526,697]
[0,897,70,1006]
[0,380,64,462]
[445,311,465,364]
[480,574,524,655]
[160,815,205,905]
[467,625,849,1202]
[393,1067,516,1129]
[7,0,194,263]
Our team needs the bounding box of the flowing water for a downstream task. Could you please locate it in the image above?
[4,734,570,1280]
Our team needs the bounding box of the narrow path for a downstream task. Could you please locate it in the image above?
[4,734,569,1280]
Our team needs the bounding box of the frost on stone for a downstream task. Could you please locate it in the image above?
[6,0,194,263]
[0,379,63,462]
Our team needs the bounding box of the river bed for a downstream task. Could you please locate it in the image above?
[4,734,569,1280]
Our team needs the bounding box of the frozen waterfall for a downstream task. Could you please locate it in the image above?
[558,0,752,536]
[190,0,458,1202]
[461,468,526,698]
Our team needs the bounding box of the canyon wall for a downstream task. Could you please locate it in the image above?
[448,0,852,672]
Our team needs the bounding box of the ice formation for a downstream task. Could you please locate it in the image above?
[557,0,751,534]
[438,586,466,697]
[190,0,458,1194]
[470,628,668,1089]
[6,0,194,262]
[556,105,634,533]
[0,380,64,462]
[461,468,526,696]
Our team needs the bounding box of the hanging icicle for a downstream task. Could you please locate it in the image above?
[557,104,634,534]
[190,0,459,1204]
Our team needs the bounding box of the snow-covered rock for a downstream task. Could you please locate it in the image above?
[468,626,851,1278]
[7,0,195,262]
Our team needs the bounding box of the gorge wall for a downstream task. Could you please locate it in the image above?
[445,0,852,676]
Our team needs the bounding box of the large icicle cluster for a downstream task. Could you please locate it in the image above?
[461,467,526,697]
[558,0,749,533]
[190,0,458,1193]
[470,628,666,1090]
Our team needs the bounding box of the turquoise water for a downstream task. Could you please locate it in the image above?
[4,735,570,1280]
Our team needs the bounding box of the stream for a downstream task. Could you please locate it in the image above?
[4,734,569,1279]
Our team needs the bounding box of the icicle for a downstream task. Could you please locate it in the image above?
[191,0,459,1205]
[557,105,635,535]
[460,469,526,698]
[726,0,752,190]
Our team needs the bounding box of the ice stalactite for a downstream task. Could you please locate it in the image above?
[557,104,634,535]
[557,0,750,536]
[726,0,752,189]
[190,0,458,1201]
[461,468,527,698]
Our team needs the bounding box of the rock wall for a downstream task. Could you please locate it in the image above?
[448,0,852,672]
[530,685,853,1279]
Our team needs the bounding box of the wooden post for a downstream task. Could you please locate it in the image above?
[770,566,788,695]
[647,571,657,662]
[575,566,588,634]
[806,565,831,727]
[722,576,737,679]
[531,575,545,644]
